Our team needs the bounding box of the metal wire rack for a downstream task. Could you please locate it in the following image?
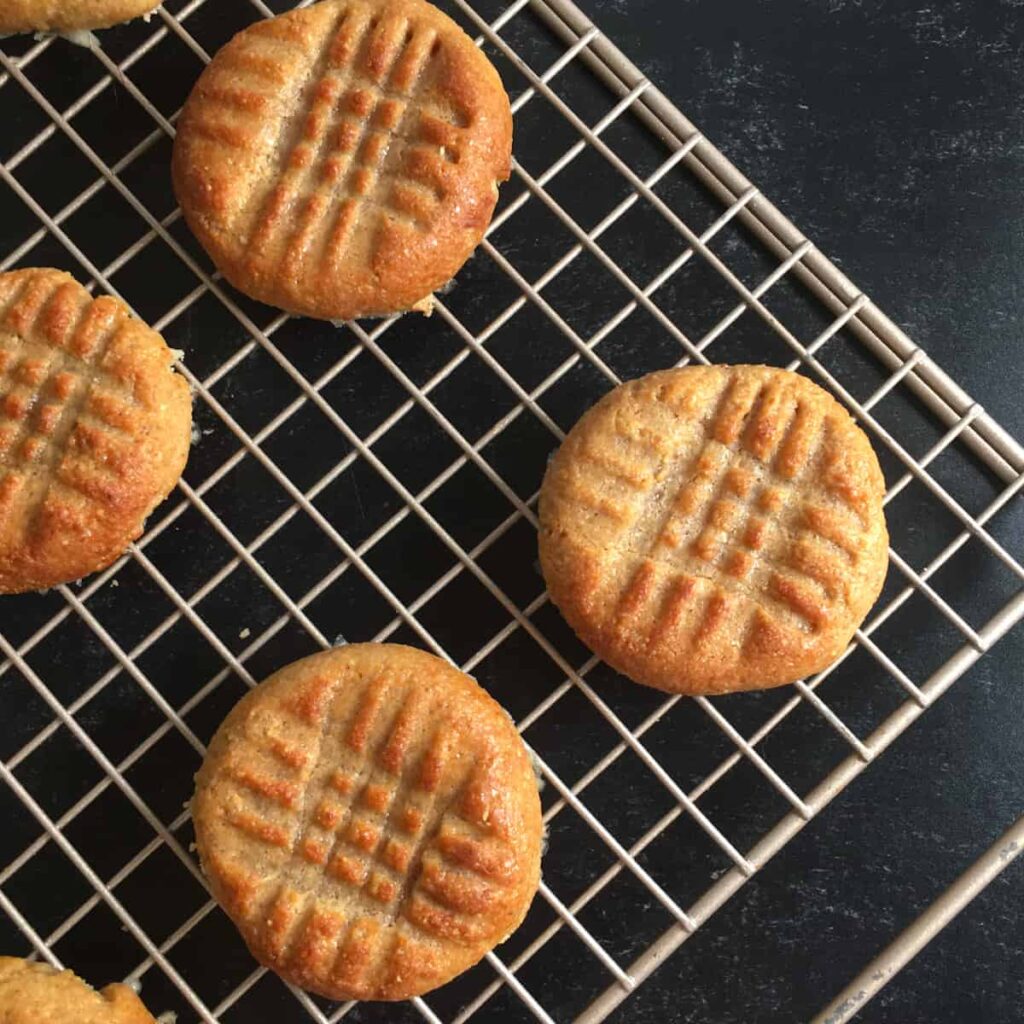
[1,1,1023,1022]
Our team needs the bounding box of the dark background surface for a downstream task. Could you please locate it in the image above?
[0,1,1021,1023]
[574,1,1024,1022]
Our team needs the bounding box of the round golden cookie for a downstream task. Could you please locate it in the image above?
[0,956,157,1023]
[538,365,889,695]
[193,643,542,1001]
[0,0,160,33]
[172,0,513,321]
[0,268,192,594]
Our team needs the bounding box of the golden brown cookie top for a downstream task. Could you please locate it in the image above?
[0,0,160,33]
[193,643,542,1001]
[0,268,192,594]
[539,365,889,695]
[0,957,157,1024]
[172,0,513,321]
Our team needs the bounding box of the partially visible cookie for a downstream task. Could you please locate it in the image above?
[0,0,160,33]
[193,643,542,1001]
[0,268,192,594]
[172,0,512,321]
[0,956,157,1023]
[539,365,889,695]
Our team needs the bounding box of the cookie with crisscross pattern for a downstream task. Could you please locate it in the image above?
[194,643,542,1001]
[0,268,192,593]
[539,365,889,694]
[173,0,512,321]
[0,957,157,1024]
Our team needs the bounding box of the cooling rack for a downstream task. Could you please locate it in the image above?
[1,1,1023,1021]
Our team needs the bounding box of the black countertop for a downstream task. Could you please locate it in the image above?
[574,2,1024,1021]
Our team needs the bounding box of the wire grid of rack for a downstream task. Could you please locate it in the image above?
[1,0,1023,1021]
